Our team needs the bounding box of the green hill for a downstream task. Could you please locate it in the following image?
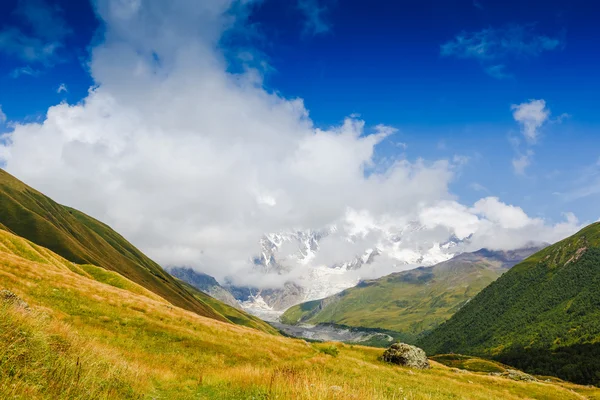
[281,247,539,342]
[418,222,600,386]
[1,228,596,399]
[0,168,275,334]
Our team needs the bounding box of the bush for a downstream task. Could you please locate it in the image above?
[318,345,339,357]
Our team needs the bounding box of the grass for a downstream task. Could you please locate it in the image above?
[0,305,140,399]
[281,256,511,339]
[1,229,599,399]
[0,168,275,334]
[431,354,507,374]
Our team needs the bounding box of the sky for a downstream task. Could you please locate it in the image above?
[0,0,598,285]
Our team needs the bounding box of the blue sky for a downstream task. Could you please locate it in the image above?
[0,0,599,228]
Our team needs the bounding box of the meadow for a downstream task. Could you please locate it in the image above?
[1,229,599,399]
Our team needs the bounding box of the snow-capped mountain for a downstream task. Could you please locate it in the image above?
[228,219,464,320]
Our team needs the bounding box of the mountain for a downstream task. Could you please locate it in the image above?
[0,168,275,333]
[168,266,240,308]
[233,224,462,318]
[418,222,600,385]
[1,228,595,399]
[280,247,542,342]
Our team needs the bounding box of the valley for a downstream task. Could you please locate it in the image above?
[279,247,542,342]
[2,168,599,398]
[2,225,598,399]
[0,0,597,397]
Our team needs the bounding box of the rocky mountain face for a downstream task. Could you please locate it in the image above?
[167,267,241,309]
[227,223,464,320]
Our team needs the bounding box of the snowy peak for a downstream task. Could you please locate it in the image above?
[231,218,467,318]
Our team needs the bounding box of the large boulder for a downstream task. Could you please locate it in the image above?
[382,342,430,369]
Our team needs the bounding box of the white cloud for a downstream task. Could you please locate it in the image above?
[0,0,583,286]
[57,83,68,93]
[511,99,550,143]
[0,106,6,125]
[441,24,564,78]
[10,65,42,78]
[470,182,489,193]
[420,197,581,251]
[452,155,470,166]
[485,64,512,80]
[442,24,563,60]
[509,99,555,175]
[298,0,330,36]
[512,150,534,175]
[0,0,71,66]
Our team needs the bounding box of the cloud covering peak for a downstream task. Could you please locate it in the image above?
[0,0,582,284]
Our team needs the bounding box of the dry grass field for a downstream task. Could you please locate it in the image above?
[1,229,599,399]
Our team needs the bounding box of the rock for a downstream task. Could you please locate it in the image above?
[381,342,431,369]
[500,369,537,382]
[0,289,30,310]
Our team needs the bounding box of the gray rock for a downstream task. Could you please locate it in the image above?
[1,289,30,310]
[500,369,537,382]
[381,342,431,369]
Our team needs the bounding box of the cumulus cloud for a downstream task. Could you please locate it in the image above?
[57,83,68,93]
[0,106,6,125]
[512,99,550,143]
[0,0,583,287]
[441,24,564,78]
[509,99,554,175]
[419,197,581,251]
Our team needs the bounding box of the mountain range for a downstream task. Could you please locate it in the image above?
[280,246,542,342]
[226,224,464,318]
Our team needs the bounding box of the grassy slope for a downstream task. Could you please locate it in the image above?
[178,279,279,334]
[418,222,600,385]
[1,229,597,399]
[0,168,274,334]
[281,251,524,341]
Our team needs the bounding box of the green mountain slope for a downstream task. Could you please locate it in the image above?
[281,248,540,342]
[418,222,600,385]
[0,168,275,333]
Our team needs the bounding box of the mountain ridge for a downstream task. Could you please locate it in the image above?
[418,222,600,385]
[0,168,275,333]
[280,246,543,341]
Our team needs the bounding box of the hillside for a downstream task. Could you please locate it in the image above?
[281,247,540,342]
[0,168,274,333]
[168,266,241,308]
[418,222,600,386]
[1,228,597,399]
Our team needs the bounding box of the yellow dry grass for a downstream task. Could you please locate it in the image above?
[1,229,598,399]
